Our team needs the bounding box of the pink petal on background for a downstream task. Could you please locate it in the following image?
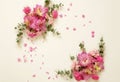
[24,43,27,47]
[82,14,85,18]
[32,74,36,78]
[30,59,33,63]
[48,76,51,79]
[73,28,76,31]
[46,72,49,75]
[17,58,21,62]
[83,24,86,27]
[89,21,92,23]
[66,27,69,30]
[70,3,72,6]
[64,14,67,17]
[24,58,27,63]
[91,31,95,38]
[42,62,44,65]
[67,8,70,11]
[59,14,63,18]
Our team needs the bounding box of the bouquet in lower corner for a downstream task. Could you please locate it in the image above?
[57,38,105,82]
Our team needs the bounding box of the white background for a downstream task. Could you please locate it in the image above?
[0,0,120,82]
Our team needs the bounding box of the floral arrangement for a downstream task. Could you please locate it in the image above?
[15,0,63,43]
[57,38,105,82]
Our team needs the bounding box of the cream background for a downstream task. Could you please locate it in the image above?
[0,0,120,82]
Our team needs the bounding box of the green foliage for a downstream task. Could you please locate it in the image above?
[15,23,26,43]
[99,37,105,56]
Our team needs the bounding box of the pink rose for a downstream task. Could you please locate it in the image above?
[52,10,58,19]
[97,56,103,63]
[23,7,31,14]
[73,71,83,81]
[77,52,91,66]
[92,74,99,80]
[89,50,100,57]
[27,32,37,38]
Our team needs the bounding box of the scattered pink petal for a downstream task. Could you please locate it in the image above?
[73,28,76,31]
[66,27,69,30]
[89,21,92,23]
[70,3,72,6]
[46,72,49,75]
[67,8,70,11]
[82,14,85,18]
[24,58,27,63]
[30,59,33,63]
[48,76,51,79]
[32,74,36,78]
[59,14,63,18]
[83,24,86,27]
[23,55,26,58]
[17,58,21,62]
[91,31,95,38]
[24,43,27,47]
[30,55,32,57]
[29,47,33,52]
[56,75,58,78]
[29,47,37,52]
[64,14,67,17]
[42,62,44,65]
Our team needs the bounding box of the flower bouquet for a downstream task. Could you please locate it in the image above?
[57,38,105,82]
[15,0,63,43]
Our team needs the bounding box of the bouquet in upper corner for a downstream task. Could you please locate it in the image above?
[15,0,63,44]
[57,38,105,82]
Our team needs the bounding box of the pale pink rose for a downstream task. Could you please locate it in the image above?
[48,17,54,24]
[71,61,76,70]
[33,4,48,17]
[23,6,31,14]
[89,50,100,57]
[52,10,58,19]
[77,52,91,66]
[92,74,99,80]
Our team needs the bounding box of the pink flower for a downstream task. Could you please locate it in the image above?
[23,6,31,14]
[27,32,37,38]
[92,74,99,80]
[89,50,100,57]
[71,61,80,71]
[77,52,91,66]
[73,71,83,81]
[33,5,48,17]
[52,10,58,19]
[82,73,91,80]
[96,56,103,63]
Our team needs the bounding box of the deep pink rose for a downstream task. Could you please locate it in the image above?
[97,56,103,63]
[23,7,31,14]
[73,71,83,81]
[52,10,58,19]
[92,74,99,80]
